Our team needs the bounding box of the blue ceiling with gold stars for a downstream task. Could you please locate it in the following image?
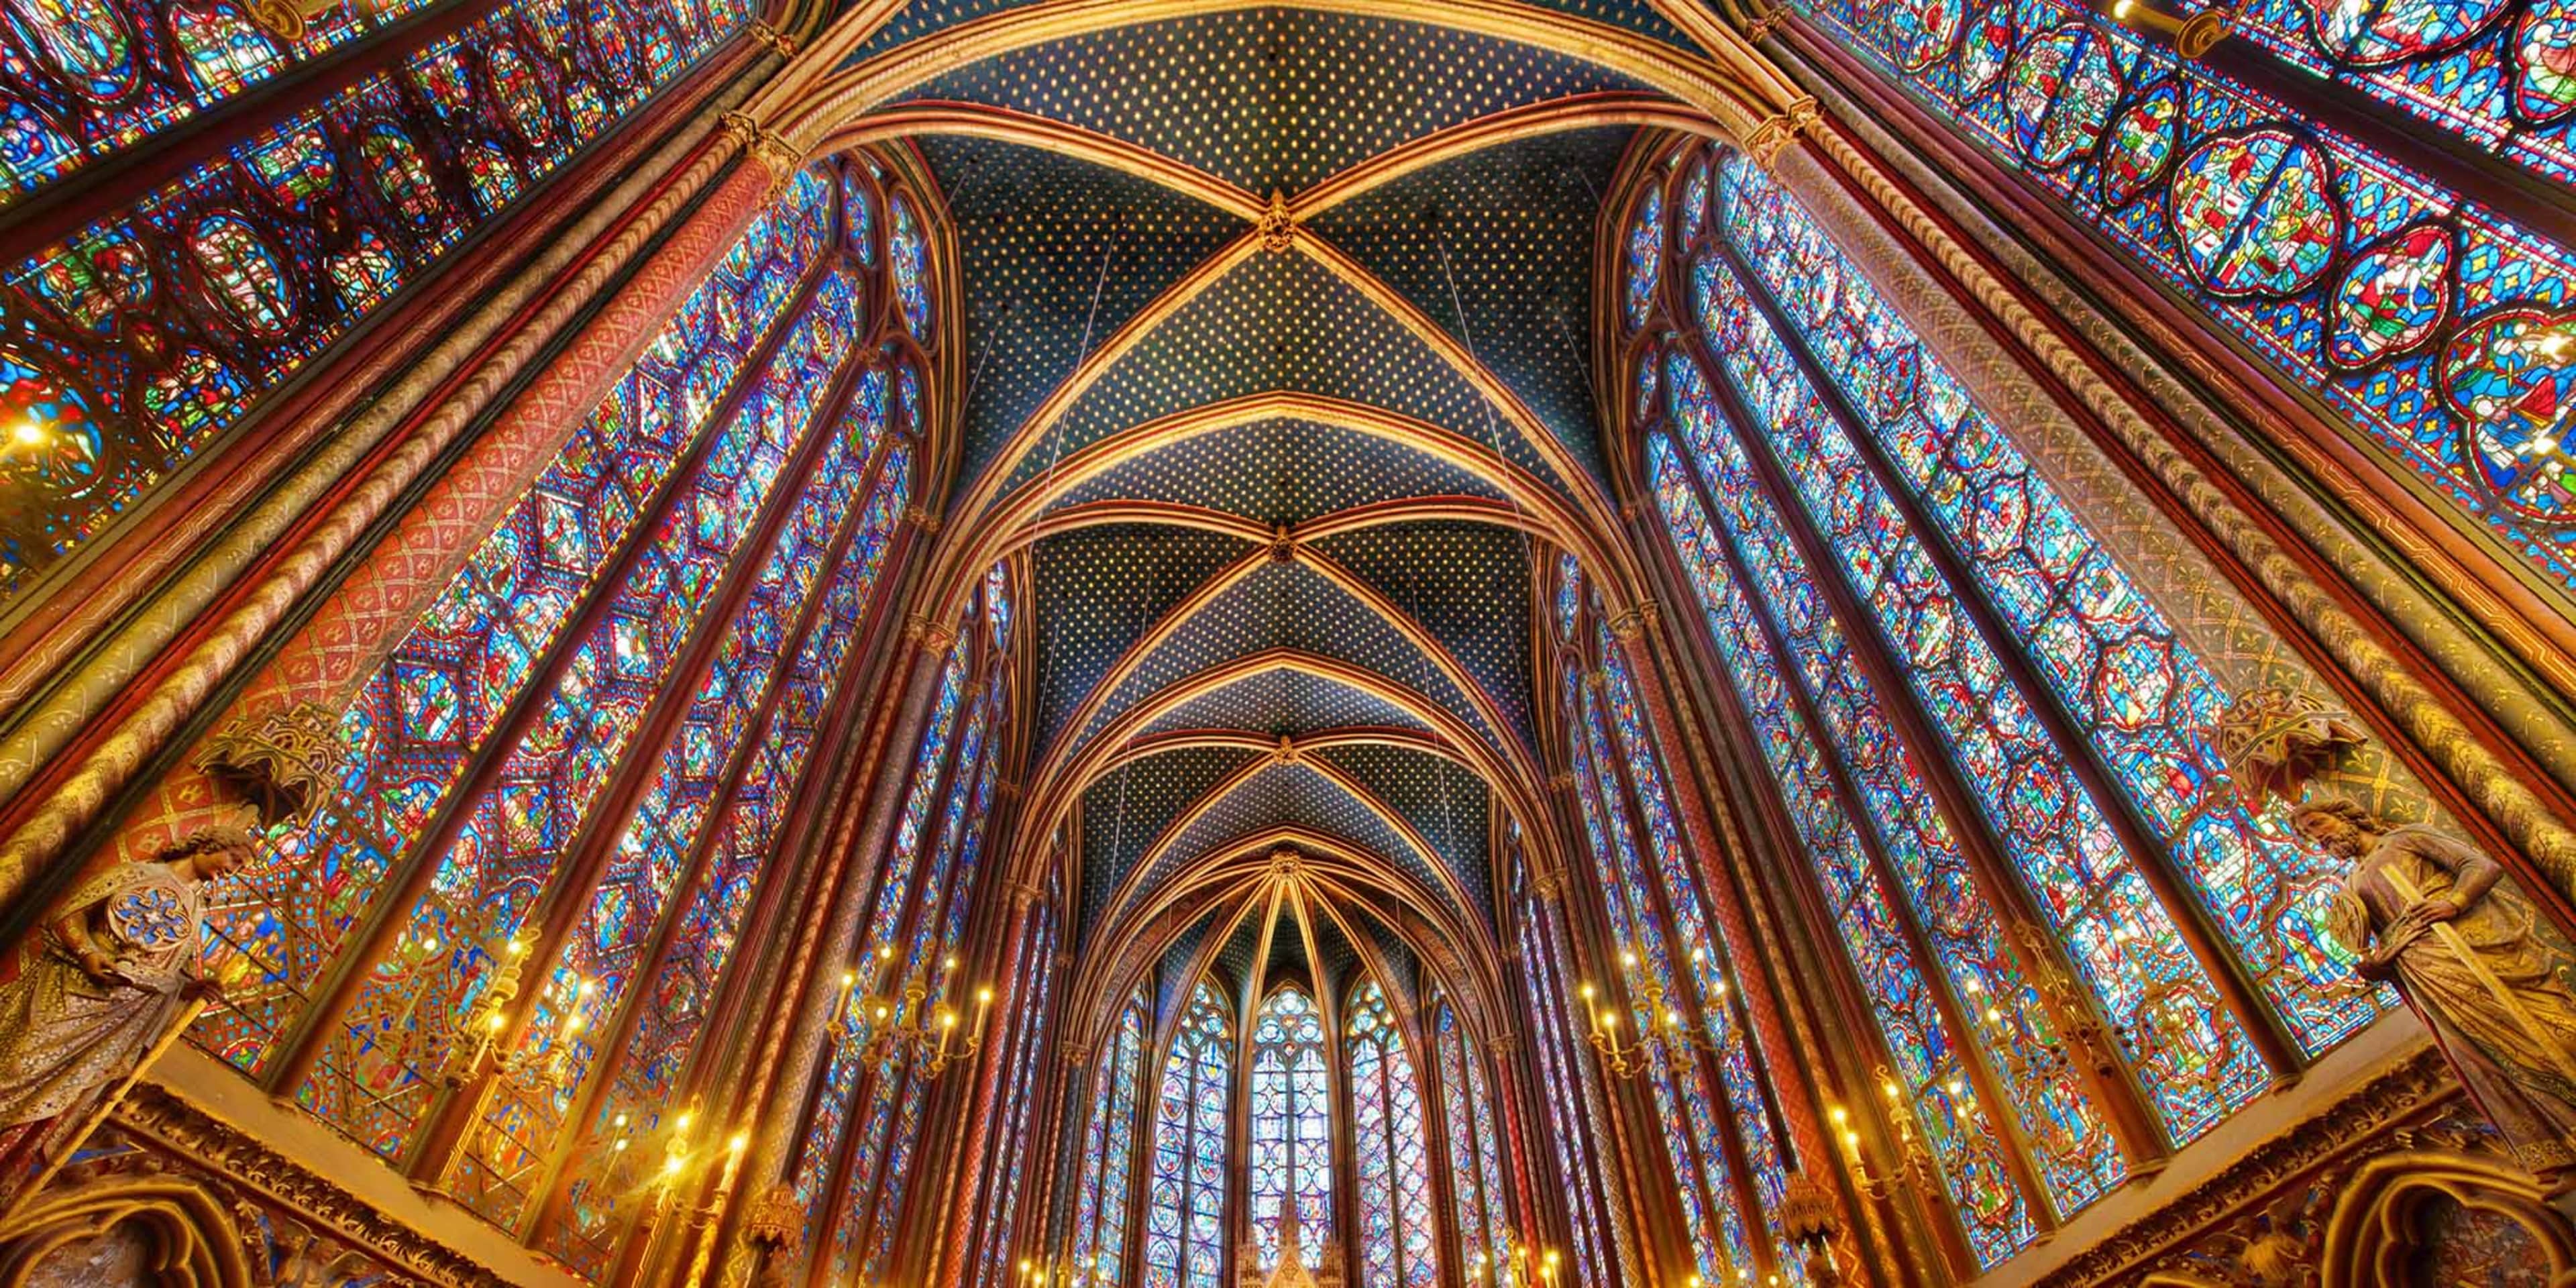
[834,0,1686,980]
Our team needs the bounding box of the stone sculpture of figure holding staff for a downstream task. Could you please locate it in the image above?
[0,825,251,1182]
[2295,798,2576,1183]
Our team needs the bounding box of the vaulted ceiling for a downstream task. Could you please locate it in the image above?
[796,0,1799,1032]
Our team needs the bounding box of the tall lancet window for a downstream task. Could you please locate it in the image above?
[1071,996,1150,1286]
[1144,981,1231,1288]
[1549,553,1805,1283]
[792,563,1015,1287]
[1248,985,1332,1265]
[1624,138,2392,1269]
[1508,833,1619,1288]
[0,0,756,600]
[967,880,1063,1288]
[1346,979,1436,1288]
[1786,0,2576,602]
[1431,1000,1511,1277]
[189,162,941,1265]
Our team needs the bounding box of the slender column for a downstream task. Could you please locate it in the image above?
[0,119,790,942]
[1706,224,2308,1077]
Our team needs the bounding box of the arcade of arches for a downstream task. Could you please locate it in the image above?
[1,0,2575,1285]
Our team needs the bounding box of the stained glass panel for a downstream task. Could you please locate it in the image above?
[187,167,832,1085]
[1644,424,2037,1266]
[1347,981,1436,1288]
[1794,0,2576,598]
[1145,982,1231,1288]
[1250,986,1332,1267]
[1709,154,2380,1064]
[460,379,904,1234]
[297,263,867,1157]
[1565,672,1759,1283]
[0,0,755,600]
[1072,1000,1148,1286]
[1433,1002,1511,1277]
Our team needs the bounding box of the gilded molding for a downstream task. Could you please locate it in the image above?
[2032,1045,2459,1287]
[92,1085,518,1286]
[1781,127,2576,902]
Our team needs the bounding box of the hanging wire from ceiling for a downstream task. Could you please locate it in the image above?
[1426,197,1546,928]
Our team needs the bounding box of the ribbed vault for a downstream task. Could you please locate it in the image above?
[770,0,1811,1022]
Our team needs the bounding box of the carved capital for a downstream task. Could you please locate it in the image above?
[905,614,960,655]
[1062,1041,1094,1068]
[1606,600,1660,642]
[719,110,802,183]
[1743,4,1790,40]
[1257,190,1298,254]
[746,19,799,56]
[198,700,348,826]
[902,504,945,533]
[1485,1034,1519,1059]
[1548,770,1576,794]
[1744,99,1821,169]
[740,1183,804,1253]
[1008,881,1044,911]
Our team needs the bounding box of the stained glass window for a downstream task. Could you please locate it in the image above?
[1562,659,1761,1283]
[1592,622,1807,1273]
[0,0,756,602]
[1623,127,2414,1267]
[1144,981,1231,1288]
[177,152,947,1275]
[192,164,835,1089]
[1707,153,2378,1067]
[970,894,1061,1288]
[1791,0,2576,600]
[1346,981,1436,1288]
[820,637,1012,1288]
[1432,1002,1511,1278]
[1645,428,2038,1265]
[1513,859,1618,1288]
[1249,985,1332,1267]
[1072,997,1149,1287]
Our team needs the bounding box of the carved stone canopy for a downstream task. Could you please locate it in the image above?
[2208,688,2369,810]
[197,701,347,826]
